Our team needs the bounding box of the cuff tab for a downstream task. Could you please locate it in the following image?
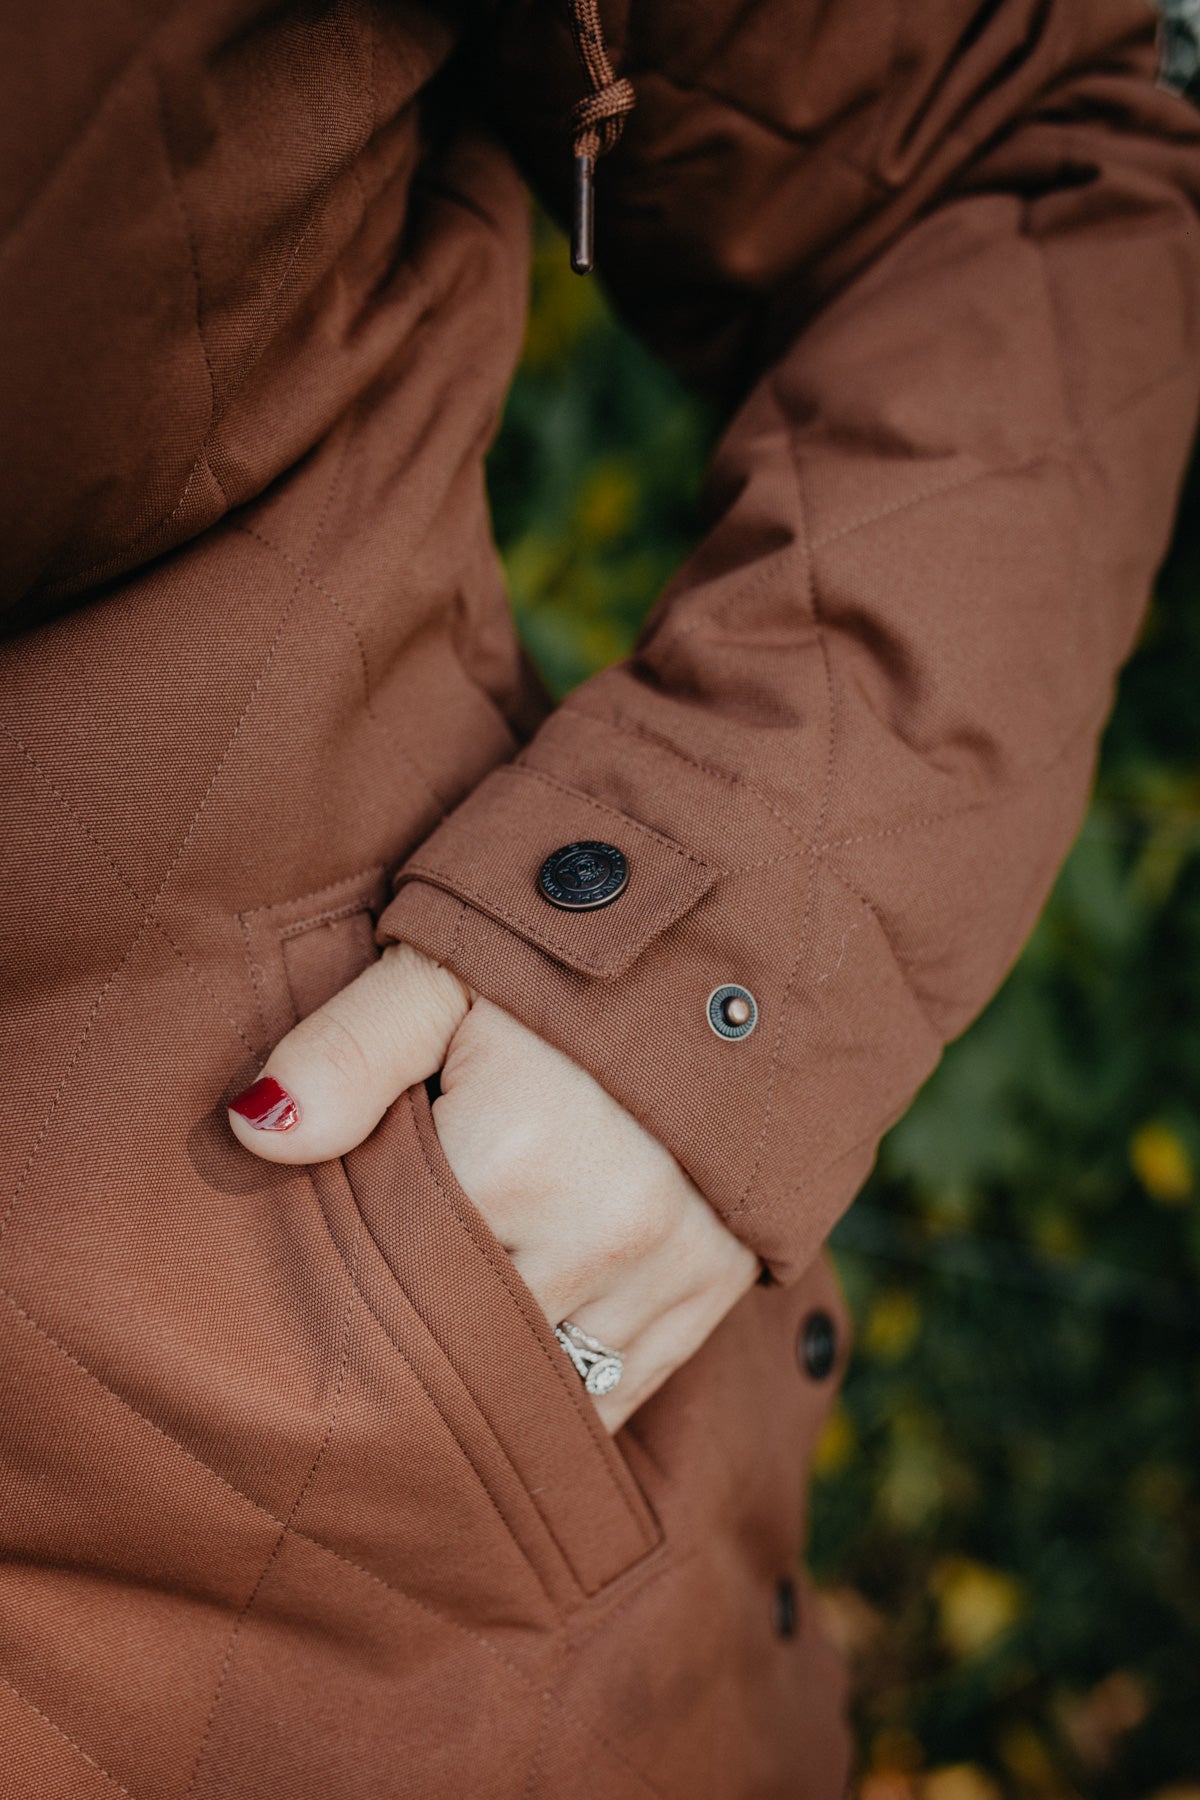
[392,765,716,979]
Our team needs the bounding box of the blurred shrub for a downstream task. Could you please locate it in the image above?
[487,222,715,697]
[489,215,1200,1797]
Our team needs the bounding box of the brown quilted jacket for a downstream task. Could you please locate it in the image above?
[2,2,1198,1794]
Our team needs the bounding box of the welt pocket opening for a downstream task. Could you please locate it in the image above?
[237,870,662,1603]
[342,1081,663,1599]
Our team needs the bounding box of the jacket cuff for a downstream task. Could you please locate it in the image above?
[374,760,937,1282]
[381,763,716,977]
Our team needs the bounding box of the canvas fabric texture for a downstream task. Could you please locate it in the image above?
[1,1,1199,1795]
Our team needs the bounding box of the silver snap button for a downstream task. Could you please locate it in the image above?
[707,984,758,1040]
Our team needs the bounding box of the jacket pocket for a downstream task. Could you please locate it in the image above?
[237,867,662,1614]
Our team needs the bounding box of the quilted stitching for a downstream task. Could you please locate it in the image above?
[0,1674,136,1800]
[0,1284,664,1799]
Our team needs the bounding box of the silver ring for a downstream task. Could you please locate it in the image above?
[554,1320,624,1397]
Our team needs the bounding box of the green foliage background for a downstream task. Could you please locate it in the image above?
[489,220,1200,1800]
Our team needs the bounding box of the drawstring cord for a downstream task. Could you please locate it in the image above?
[564,0,634,273]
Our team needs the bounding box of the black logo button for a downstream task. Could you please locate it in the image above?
[538,841,629,911]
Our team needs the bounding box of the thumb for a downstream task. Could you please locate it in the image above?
[227,942,472,1164]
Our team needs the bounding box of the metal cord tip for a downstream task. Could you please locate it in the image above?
[571,151,595,275]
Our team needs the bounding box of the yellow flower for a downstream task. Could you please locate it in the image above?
[863,1288,921,1361]
[921,1767,1002,1800]
[932,1557,1024,1659]
[997,1723,1059,1791]
[814,1404,856,1478]
[1130,1122,1193,1203]
[576,463,637,542]
[881,1407,944,1529]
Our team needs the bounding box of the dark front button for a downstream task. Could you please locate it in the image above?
[538,841,629,911]
[799,1310,837,1380]
[773,1575,799,1640]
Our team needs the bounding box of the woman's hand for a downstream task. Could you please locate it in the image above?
[227,943,759,1431]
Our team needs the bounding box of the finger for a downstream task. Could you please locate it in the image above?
[513,1223,713,1347]
[228,942,471,1164]
[583,1299,721,1435]
[505,1237,598,1331]
[567,1240,759,1434]
[543,1185,759,1357]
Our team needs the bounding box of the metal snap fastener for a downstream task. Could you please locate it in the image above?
[538,841,629,910]
[707,983,758,1040]
[799,1310,837,1381]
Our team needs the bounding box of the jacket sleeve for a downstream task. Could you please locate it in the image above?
[376,0,1200,1281]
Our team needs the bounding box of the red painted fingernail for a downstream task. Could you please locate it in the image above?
[229,1076,299,1131]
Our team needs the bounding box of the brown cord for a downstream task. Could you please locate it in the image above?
[563,0,634,271]
[565,0,635,161]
